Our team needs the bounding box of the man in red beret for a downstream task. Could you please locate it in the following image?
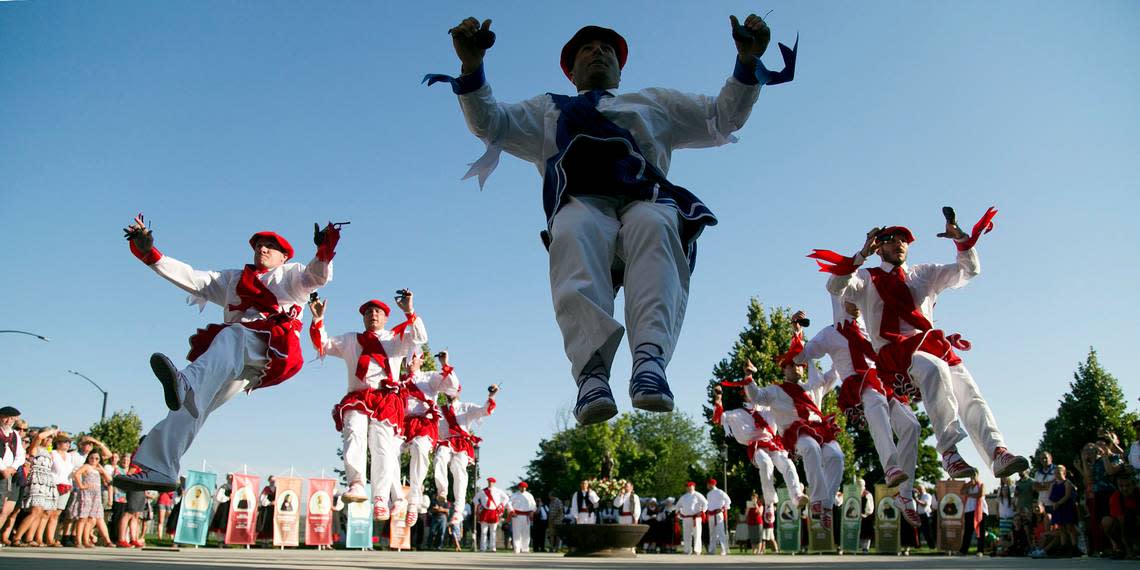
[508,481,537,553]
[401,349,461,527]
[825,209,1028,481]
[677,480,708,555]
[116,215,339,491]
[434,384,499,526]
[308,291,426,521]
[436,13,783,425]
[476,476,511,552]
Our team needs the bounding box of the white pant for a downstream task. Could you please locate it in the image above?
[708,510,728,554]
[751,448,803,507]
[862,388,920,497]
[135,325,267,478]
[479,521,499,551]
[341,409,402,505]
[405,435,432,507]
[796,436,844,509]
[910,353,1005,468]
[432,446,470,511]
[548,195,689,379]
[681,515,703,554]
[512,515,530,553]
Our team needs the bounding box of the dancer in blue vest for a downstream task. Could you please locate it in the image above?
[430,14,794,424]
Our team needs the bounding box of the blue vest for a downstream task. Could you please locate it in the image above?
[541,90,717,271]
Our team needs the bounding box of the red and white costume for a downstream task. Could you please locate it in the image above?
[676,486,707,555]
[825,213,1015,475]
[309,301,426,510]
[433,395,495,515]
[744,347,845,515]
[794,297,920,504]
[475,480,510,552]
[705,481,731,555]
[509,484,537,553]
[713,397,803,509]
[129,231,334,480]
[401,363,460,510]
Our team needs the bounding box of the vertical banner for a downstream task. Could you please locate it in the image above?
[305,478,336,546]
[775,487,801,553]
[840,483,861,553]
[272,476,303,547]
[225,473,260,545]
[936,480,965,552]
[389,485,412,551]
[345,487,374,550]
[807,496,835,552]
[173,470,216,546]
[873,483,900,553]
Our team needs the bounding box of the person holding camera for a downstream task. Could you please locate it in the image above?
[116,215,339,492]
[308,289,426,520]
[822,209,1028,481]
[401,349,461,527]
[791,302,922,527]
[434,383,499,525]
[431,13,788,426]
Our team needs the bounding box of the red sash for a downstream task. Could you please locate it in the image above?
[868,266,971,403]
[777,382,839,449]
[479,488,503,523]
[835,320,876,375]
[442,402,482,458]
[402,374,441,442]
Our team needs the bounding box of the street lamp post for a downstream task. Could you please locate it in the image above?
[0,330,50,342]
[67,370,108,422]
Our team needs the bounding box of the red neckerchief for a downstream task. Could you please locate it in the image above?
[867,265,933,344]
[836,320,876,374]
[777,382,826,421]
[355,332,396,388]
[226,265,282,315]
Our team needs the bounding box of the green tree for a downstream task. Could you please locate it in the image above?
[86,409,143,454]
[1037,348,1137,472]
[524,411,713,501]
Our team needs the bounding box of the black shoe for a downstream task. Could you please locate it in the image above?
[629,343,674,412]
[574,354,617,425]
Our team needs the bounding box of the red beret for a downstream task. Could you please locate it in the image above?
[876,226,915,244]
[249,231,294,260]
[487,477,497,484]
[358,300,391,316]
[707,478,717,486]
[518,482,528,488]
[560,25,628,81]
[686,481,696,487]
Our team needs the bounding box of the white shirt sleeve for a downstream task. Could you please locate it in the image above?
[915,247,981,295]
[311,324,348,359]
[149,255,234,307]
[284,257,333,301]
[458,82,552,165]
[429,369,462,399]
[827,266,868,301]
[645,76,760,150]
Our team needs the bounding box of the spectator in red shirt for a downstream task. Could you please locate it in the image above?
[1106,473,1138,559]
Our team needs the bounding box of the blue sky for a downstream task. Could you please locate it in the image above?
[2,1,1137,494]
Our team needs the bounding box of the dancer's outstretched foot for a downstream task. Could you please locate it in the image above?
[150,353,197,418]
[373,498,390,521]
[884,466,908,487]
[113,464,178,492]
[574,355,617,425]
[991,447,1029,478]
[941,448,977,479]
[629,343,674,412]
[894,494,921,527]
[342,482,367,503]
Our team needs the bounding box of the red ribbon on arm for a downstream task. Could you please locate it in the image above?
[955,207,998,251]
[129,242,163,265]
[807,249,858,275]
[720,375,755,388]
[389,313,417,339]
[309,320,325,357]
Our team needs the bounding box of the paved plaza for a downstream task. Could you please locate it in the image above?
[0,548,1134,569]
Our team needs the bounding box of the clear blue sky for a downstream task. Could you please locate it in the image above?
[2,1,1137,494]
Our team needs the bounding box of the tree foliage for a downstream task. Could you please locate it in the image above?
[86,409,143,454]
[524,411,713,501]
[1037,348,1137,472]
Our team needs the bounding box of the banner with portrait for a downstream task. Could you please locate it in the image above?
[807,494,834,553]
[775,487,801,553]
[305,478,336,546]
[840,483,861,553]
[173,470,215,546]
[874,483,900,553]
[388,484,412,550]
[345,487,374,549]
[936,480,965,551]
[225,473,260,545]
[272,476,303,546]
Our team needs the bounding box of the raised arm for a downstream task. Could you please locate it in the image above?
[826,228,882,300]
[124,214,233,306]
[285,223,340,297]
[429,351,462,398]
[307,299,347,358]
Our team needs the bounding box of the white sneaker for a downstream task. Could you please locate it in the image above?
[342,482,367,503]
[373,499,390,521]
